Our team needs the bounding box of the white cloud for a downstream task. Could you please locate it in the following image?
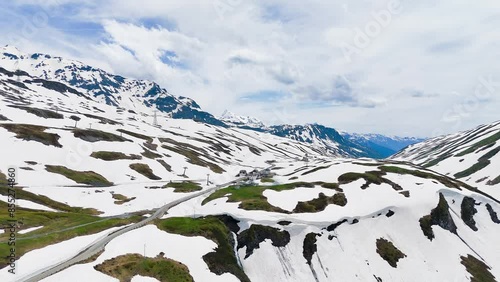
[1,0,500,136]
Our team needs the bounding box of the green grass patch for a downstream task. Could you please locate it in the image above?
[380,165,500,204]
[163,181,202,193]
[0,206,141,268]
[155,217,250,282]
[338,170,402,191]
[162,144,225,174]
[45,165,113,186]
[141,147,162,159]
[460,254,496,282]
[293,193,347,213]
[129,163,161,180]
[454,146,499,179]
[91,151,142,161]
[202,182,340,213]
[73,129,131,143]
[487,175,500,186]
[380,166,462,189]
[160,137,225,174]
[83,113,121,125]
[9,105,63,119]
[116,129,153,142]
[0,124,62,147]
[301,165,331,175]
[260,177,275,183]
[0,171,6,185]
[95,253,193,282]
[454,159,490,179]
[456,131,500,157]
[376,238,406,268]
[111,193,136,205]
[338,171,383,185]
[479,146,500,160]
[0,186,99,214]
[423,154,451,168]
[157,159,172,172]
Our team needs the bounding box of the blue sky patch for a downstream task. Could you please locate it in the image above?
[239,90,287,102]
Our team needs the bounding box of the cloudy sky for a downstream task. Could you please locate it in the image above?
[1,0,499,137]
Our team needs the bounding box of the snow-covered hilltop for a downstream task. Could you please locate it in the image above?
[392,120,500,199]
[0,45,224,126]
[219,110,267,129]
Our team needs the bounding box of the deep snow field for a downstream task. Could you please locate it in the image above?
[0,48,499,282]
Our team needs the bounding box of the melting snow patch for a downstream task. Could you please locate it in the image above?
[18,226,44,234]
[131,275,160,282]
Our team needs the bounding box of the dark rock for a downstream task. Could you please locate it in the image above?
[237,225,290,259]
[303,233,320,265]
[486,203,500,224]
[460,196,478,231]
[214,214,240,233]
[386,210,395,217]
[326,219,348,232]
[419,193,457,240]
[277,220,292,226]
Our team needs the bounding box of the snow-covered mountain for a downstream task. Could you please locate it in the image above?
[1,46,423,159]
[392,120,500,199]
[343,133,426,158]
[219,110,266,129]
[219,110,423,158]
[0,45,225,126]
[1,46,499,282]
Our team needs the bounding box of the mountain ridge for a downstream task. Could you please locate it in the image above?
[1,46,423,159]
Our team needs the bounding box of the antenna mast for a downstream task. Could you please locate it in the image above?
[153,108,158,127]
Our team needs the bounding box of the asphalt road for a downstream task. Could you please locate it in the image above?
[17,170,261,282]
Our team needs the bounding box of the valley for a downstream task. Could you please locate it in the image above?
[0,47,499,282]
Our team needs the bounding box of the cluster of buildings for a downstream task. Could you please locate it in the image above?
[236,168,273,179]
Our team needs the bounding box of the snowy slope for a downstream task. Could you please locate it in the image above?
[1,47,499,282]
[3,157,498,282]
[0,45,225,126]
[0,62,327,216]
[392,120,500,199]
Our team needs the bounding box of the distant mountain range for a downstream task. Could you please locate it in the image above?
[220,110,425,158]
[1,45,424,159]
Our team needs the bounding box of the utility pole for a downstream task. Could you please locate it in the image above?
[206,174,210,185]
[182,167,187,177]
[153,109,158,127]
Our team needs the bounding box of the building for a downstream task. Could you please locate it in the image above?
[236,169,248,177]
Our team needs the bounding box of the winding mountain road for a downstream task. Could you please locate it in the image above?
[18,168,270,282]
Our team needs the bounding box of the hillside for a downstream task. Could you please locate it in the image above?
[1,45,224,126]
[0,48,499,282]
[392,120,500,199]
